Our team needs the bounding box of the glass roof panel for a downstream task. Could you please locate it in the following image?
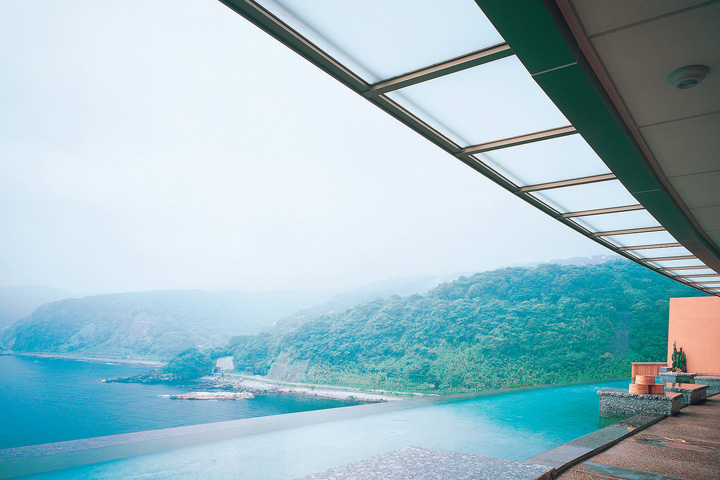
[261,0,504,82]
[475,134,611,187]
[572,210,658,233]
[603,231,677,247]
[650,259,706,268]
[628,246,693,259]
[529,180,637,213]
[681,276,720,282]
[664,268,717,275]
[385,56,569,146]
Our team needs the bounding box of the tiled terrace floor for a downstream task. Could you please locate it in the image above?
[558,396,720,480]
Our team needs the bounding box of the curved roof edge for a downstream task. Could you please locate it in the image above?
[475,0,720,278]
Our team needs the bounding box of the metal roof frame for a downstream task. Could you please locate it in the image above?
[219,0,719,295]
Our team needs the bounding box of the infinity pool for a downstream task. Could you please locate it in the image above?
[23,380,628,479]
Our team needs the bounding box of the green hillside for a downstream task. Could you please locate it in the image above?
[1,289,331,360]
[0,286,78,330]
[231,261,702,393]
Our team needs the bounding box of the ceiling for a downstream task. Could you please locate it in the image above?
[219,0,720,295]
[558,0,720,287]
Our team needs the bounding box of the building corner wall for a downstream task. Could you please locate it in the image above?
[668,297,720,374]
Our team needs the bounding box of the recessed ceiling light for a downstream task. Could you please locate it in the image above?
[668,65,710,89]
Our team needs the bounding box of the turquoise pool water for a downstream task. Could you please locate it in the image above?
[24,379,629,479]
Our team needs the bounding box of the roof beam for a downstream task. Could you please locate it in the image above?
[675,273,720,279]
[219,0,368,92]
[363,44,513,97]
[657,265,709,271]
[561,204,643,218]
[461,125,576,155]
[519,173,615,192]
[641,255,696,262]
[618,243,682,251]
[592,226,666,237]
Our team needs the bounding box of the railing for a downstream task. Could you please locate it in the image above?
[631,362,667,380]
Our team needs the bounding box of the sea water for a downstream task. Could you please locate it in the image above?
[0,355,361,449]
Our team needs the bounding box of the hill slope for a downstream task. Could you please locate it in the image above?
[231,261,702,393]
[0,286,77,330]
[1,289,332,359]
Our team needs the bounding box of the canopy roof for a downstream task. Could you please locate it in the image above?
[220,0,720,295]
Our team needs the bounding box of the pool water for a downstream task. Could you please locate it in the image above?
[24,379,629,479]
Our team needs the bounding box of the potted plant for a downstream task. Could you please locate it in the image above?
[671,342,687,373]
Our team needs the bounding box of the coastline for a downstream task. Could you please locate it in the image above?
[1,351,405,403]
[4,351,166,367]
[199,375,406,403]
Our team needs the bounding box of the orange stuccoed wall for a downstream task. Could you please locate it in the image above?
[668,296,720,374]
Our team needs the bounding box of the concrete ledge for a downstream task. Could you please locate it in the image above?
[695,376,720,395]
[523,412,665,474]
[0,399,424,480]
[299,446,552,480]
[598,388,682,417]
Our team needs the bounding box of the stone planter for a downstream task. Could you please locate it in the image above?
[598,388,682,417]
[659,372,696,385]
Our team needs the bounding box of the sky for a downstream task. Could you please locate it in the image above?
[0,0,611,295]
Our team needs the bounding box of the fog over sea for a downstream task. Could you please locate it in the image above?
[0,356,358,450]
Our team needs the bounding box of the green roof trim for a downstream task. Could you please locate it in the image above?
[477,0,720,272]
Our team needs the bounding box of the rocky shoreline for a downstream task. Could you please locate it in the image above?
[105,370,404,403]
[170,391,254,400]
[195,376,403,403]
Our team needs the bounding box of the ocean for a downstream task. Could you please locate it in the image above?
[0,355,360,450]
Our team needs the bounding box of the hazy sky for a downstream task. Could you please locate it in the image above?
[0,0,611,294]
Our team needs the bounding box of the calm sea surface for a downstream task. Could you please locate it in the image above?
[0,355,361,449]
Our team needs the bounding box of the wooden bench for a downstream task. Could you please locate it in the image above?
[665,383,708,405]
[695,376,720,395]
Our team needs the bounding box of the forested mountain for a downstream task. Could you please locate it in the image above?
[231,261,702,393]
[275,274,462,329]
[0,289,333,359]
[0,286,77,330]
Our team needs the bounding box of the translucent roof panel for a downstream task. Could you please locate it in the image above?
[681,276,720,283]
[665,268,717,276]
[603,231,677,247]
[261,0,503,82]
[650,259,706,269]
[386,56,569,146]
[572,210,658,233]
[627,246,693,260]
[529,180,637,213]
[475,134,611,187]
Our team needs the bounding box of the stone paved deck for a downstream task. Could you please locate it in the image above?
[298,446,552,480]
[557,395,720,480]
